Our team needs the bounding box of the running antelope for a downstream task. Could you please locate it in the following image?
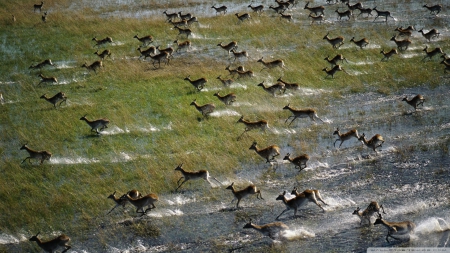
[106,189,142,214]
[216,75,234,86]
[346,2,363,12]
[184,75,207,91]
[257,57,285,71]
[40,92,67,108]
[79,114,110,134]
[323,32,345,49]
[277,77,299,90]
[323,65,346,78]
[257,81,286,96]
[29,232,71,253]
[121,192,159,216]
[94,49,111,60]
[248,4,264,15]
[275,0,291,10]
[358,133,384,152]
[283,104,324,125]
[394,27,412,37]
[333,127,359,148]
[335,9,352,21]
[243,220,288,240]
[237,116,268,140]
[20,143,52,165]
[230,49,248,62]
[174,163,222,191]
[373,7,393,22]
[226,182,263,208]
[380,48,398,61]
[304,1,325,15]
[34,1,44,12]
[350,37,369,49]
[163,10,179,22]
[186,16,199,26]
[235,13,251,23]
[92,37,113,47]
[217,41,238,55]
[357,6,373,17]
[423,4,442,15]
[249,141,280,163]
[418,28,440,42]
[225,65,243,77]
[169,19,188,27]
[137,46,156,60]
[441,60,450,73]
[236,69,254,79]
[173,26,192,38]
[422,46,443,61]
[211,5,227,15]
[402,94,424,111]
[308,13,325,24]
[269,5,287,14]
[390,36,411,51]
[41,11,47,22]
[279,13,293,22]
[81,60,103,73]
[30,59,53,69]
[291,187,328,207]
[178,11,192,21]
[156,45,174,58]
[190,99,215,117]
[275,190,324,220]
[283,153,309,171]
[353,201,385,225]
[134,34,153,47]
[374,214,416,242]
[173,39,191,52]
[37,73,57,85]
[148,52,170,68]
[324,54,348,67]
[213,92,236,105]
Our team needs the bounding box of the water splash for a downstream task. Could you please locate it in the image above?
[50,157,100,164]
[282,227,316,240]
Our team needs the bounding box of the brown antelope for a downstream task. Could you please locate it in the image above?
[335,9,352,21]
[333,128,359,148]
[236,69,254,79]
[373,7,393,22]
[323,65,346,78]
[257,57,285,71]
[269,5,287,14]
[137,46,156,60]
[374,214,416,242]
[216,75,234,86]
[37,73,57,85]
[277,77,299,90]
[107,190,142,214]
[156,45,174,58]
[169,19,188,27]
[134,34,153,47]
[81,60,103,73]
[20,143,52,165]
[211,5,227,15]
[213,92,236,105]
[148,52,170,68]
[308,13,325,24]
[184,75,207,91]
[283,104,324,125]
[249,141,280,163]
[235,13,251,23]
[394,27,412,37]
[178,11,192,21]
[422,46,443,61]
[40,92,67,108]
[248,4,264,15]
[174,163,222,191]
[237,116,268,140]
[79,114,110,134]
[186,16,199,27]
[291,187,328,206]
[257,81,286,96]
[173,26,192,38]
[441,60,450,73]
[304,1,325,16]
[94,49,111,60]
[423,4,442,15]
[401,25,416,32]
[243,220,288,240]
[226,182,263,208]
[358,133,384,152]
[275,0,291,10]
[350,37,369,49]
[323,32,345,49]
[92,37,113,47]
[41,11,47,23]
[418,28,440,42]
[173,39,191,52]
[275,190,324,220]
[217,41,238,55]
[30,59,53,69]
[346,2,363,12]
[380,48,398,61]
[357,6,373,17]
[225,65,241,77]
[29,232,71,253]
[390,36,411,51]
[353,201,385,225]
[121,192,159,216]
[402,94,424,111]
[230,49,248,62]
[324,54,348,67]
[190,99,215,117]
[279,13,293,22]
[163,10,179,22]
[34,1,44,12]
[283,153,309,171]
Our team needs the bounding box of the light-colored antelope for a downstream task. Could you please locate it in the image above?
[216,75,234,86]
[422,46,443,61]
[308,13,325,24]
[34,1,44,12]
[277,77,299,90]
[190,99,215,117]
[257,81,286,96]
[323,32,345,49]
[390,36,411,51]
[173,26,192,38]
[173,39,191,52]
[357,6,373,17]
[184,75,207,91]
[283,104,324,125]
[275,189,325,220]
[81,60,103,73]
[441,60,450,73]
[121,192,159,216]
[283,153,309,171]
[394,27,412,37]
[373,7,393,22]
[358,133,384,152]
[40,92,67,108]
[94,49,111,60]
[279,12,293,22]
[217,41,238,55]
[374,214,416,243]
[213,92,236,105]
[324,54,348,66]
[79,114,110,134]
[148,52,170,68]
[20,143,52,165]
[230,49,248,62]
[336,9,352,21]
[402,94,424,111]
[248,4,264,15]
[106,189,142,214]
[243,220,288,240]
[304,1,325,15]
[353,201,385,225]
[333,127,359,148]
[350,37,369,49]
[92,37,113,47]
[380,48,398,61]
[249,141,280,163]
[237,116,268,140]
[226,182,263,208]
[291,187,328,209]
[30,59,53,69]
[29,232,71,253]
[423,4,442,15]
[174,163,222,191]
[418,28,440,42]
[323,65,346,78]
[269,4,288,14]
[137,46,157,60]
[211,5,227,15]
[156,45,174,58]
[257,57,285,71]
[235,13,251,23]
[134,34,153,47]
[178,11,192,21]
[37,73,57,85]
[163,10,179,22]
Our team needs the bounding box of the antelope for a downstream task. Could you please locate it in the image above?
[40,92,67,108]
[173,39,191,52]
[283,104,324,125]
[243,220,288,240]
[373,7,393,22]
[237,116,268,140]
[323,65,346,78]
[283,153,309,171]
[29,233,71,253]
[350,37,369,49]
[230,49,248,62]
[441,60,450,73]
[257,57,285,71]
[34,1,44,12]
[418,28,440,42]
[163,10,179,22]
[38,73,57,85]
[279,13,293,22]
[29,59,53,69]
[184,75,207,91]
[235,13,251,23]
[178,11,192,21]
[275,0,291,10]
[121,192,159,216]
[402,94,424,111]
[304,2,325,16]
[211,5,227,15]
[226,182,263,208]
[249,141,280,163]
[236,69,254,79]
[277,77,299,90]
[423,4,442,15]
[190,99,215,117]
[173,26,192,38]
[374,214,416,243]
[106,190,142,214]
[380,48,398,61]
[216,75,234,86]
[137,46,157,60]
[133,34,153,47]
[275,190,324,220]
[324,54,348,67]
[323,32,345,48]
[335,9,352,21]
[79,114,110,134]
[20,143,52,165]
[81,60,103,73]
[291,187,328,207]
[358,133,385,152]
[92,37,113,47]
[441,53,450,64]
[390,36,411,51]
[269,5,287,14]
[352,201,385,225]
[41,11,47,22]
[287,0,298,7]
[148,52,170,68]
[217,41,238,55]
[169,19,188,27]
[357,6,373,17]
[257,81,286,96]
[186,16,199,27]
[308,13,325,24]
[333,127,359,148]
[394,27,412,37]
[156,45,174,58]
[248,4,264,15]
[346,2,363,12]
[401,25,416,32]
[174,163,222,191]
[422,46,443,61]
[214,92,236,105]
[225,65,243,77]
[94,49,111,60]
